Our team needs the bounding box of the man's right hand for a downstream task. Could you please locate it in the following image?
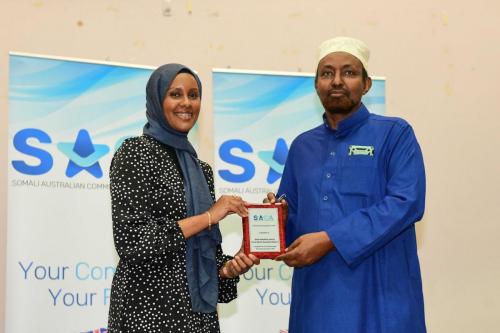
[264,192,288,224]
[264,192,286,204]
[264,192,276,204]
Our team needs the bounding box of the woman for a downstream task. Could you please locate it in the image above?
[107,63,259,333]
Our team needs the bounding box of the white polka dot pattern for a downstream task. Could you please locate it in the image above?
[107,135,239,333]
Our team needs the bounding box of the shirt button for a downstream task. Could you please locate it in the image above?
[330,151,336,157]
[326,173,331,178]
[323,195,328,201]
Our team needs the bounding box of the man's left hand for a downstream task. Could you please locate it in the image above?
[275,231,335,267]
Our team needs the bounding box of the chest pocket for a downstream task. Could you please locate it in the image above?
[339,156,377,196]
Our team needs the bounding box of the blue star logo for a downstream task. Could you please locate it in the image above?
[257,138,289,184]
[56,129,110,178]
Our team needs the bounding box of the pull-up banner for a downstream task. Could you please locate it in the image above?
[5,53,158,332]
[213,68,385,333]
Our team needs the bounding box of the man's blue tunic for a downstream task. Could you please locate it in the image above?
[277,104,426,333]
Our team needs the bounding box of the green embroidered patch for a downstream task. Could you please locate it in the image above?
[348,145,375,156]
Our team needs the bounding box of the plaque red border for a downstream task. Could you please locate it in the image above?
[242,203,286,259]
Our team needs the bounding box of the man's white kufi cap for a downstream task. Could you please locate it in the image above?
[318,37,370,71]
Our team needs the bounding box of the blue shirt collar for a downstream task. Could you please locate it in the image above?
[323,103,370,137]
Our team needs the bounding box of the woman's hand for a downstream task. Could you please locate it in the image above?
[220,249,260,279]
[208,195,248,224]
[178,195,247,238]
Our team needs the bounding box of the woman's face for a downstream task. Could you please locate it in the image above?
[162,73,201,133]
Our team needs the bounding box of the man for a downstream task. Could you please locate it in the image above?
[269,37,426,332]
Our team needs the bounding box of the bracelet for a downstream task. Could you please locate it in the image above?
[206,211,212,230]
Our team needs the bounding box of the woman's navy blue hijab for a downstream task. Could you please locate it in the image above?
[143,63,222,313]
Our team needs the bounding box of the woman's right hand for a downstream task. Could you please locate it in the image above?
[208,195,248,224]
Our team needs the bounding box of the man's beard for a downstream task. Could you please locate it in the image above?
[323,95,358,115]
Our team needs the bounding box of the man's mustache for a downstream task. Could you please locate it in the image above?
[327,89,349,97]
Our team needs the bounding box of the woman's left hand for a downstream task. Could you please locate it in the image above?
[220,249,260,279]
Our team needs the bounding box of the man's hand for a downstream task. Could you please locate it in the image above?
[275,231,335,267]
[264,192,288,222]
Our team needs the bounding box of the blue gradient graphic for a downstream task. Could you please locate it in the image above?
[9,55,152,140]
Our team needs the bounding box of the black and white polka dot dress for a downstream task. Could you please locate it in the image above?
[107,135,238,333]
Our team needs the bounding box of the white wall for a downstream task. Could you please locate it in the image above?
[1,0,499,332]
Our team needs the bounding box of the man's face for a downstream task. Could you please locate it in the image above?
[315,52,371,115]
